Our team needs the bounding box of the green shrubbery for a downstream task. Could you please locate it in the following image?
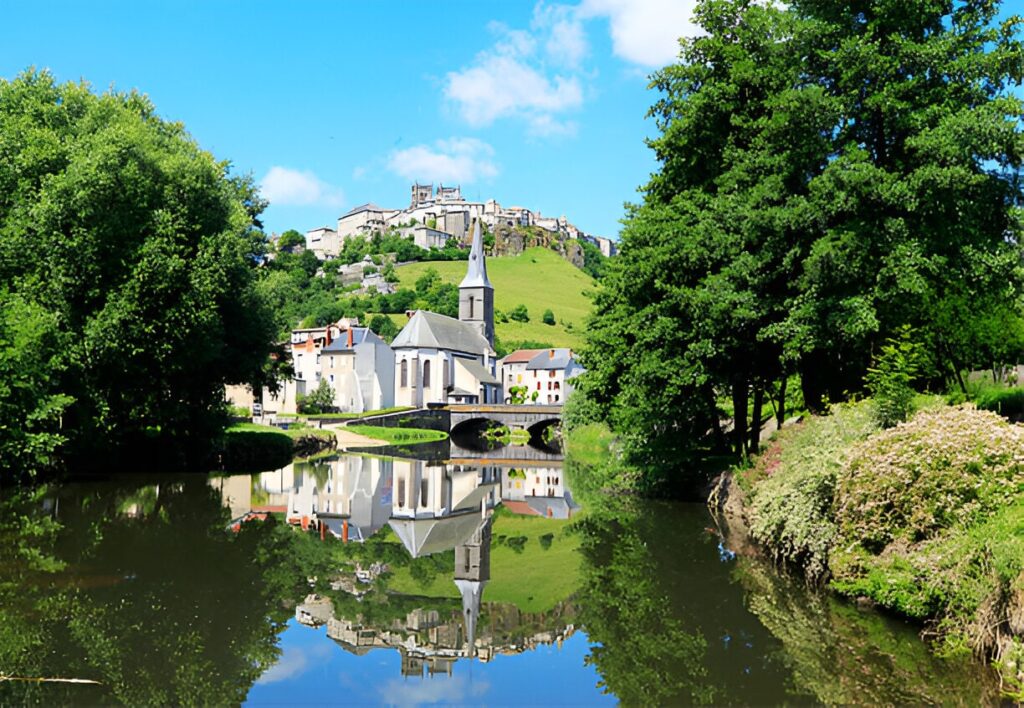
[975,386,1024,421]
[746,402,877,581]
[745,402,1024,680]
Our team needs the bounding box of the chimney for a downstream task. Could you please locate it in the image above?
[325,326,332,346]
[347,328,353,348]
[549,349,555,359]
[406,310,416,319]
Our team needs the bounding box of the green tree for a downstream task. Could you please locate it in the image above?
[368,314,400,342]
[509,304,530,322]
[297,378,334,414]
[542,309,556,326]
[579,0,1024,484]
[276,229,305,253]
[0,70,278,473]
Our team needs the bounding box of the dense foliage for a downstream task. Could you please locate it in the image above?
[579,0,1024,481]
[0,70,278,474]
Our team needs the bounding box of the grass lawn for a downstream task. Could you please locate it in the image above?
[386,507,581,612]
[345,424,448,443]
[228,421,333,440]
[296,406,414,421]
[394,247,594,349]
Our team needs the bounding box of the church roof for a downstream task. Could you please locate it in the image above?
[388,511,485,558]
[459,220,492,289]
[391,310,493,355]
[456,357,499,385]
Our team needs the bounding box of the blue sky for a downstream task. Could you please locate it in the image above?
[3,2,1021,241]
[0,1,705,239]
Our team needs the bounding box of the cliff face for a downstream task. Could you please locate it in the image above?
[488,225,585,269]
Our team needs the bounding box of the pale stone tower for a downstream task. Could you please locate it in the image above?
[459,220,495,347]
[454,516,491,657]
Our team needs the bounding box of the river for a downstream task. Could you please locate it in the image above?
[0,440,1001,705]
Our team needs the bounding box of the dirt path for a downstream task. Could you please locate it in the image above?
[325,424,389,449]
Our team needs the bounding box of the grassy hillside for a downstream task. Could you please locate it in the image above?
[386,507,581,613]
[394,247,594,348]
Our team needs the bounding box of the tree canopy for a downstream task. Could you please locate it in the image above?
[0,70,278,474]
[579,0,1024,485]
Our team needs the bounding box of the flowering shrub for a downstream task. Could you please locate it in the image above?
[748,402,877,582]
[835,406,1024,552]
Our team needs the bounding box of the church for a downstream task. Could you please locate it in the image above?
[391,220,501,406]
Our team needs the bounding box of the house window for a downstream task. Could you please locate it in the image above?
[329,374,335,384]
[554,382,560,390]
[423,360,431,388]
[537,382,541,391]
[517,374,522,383]
[401,360,408,387]
[549,370,556,378]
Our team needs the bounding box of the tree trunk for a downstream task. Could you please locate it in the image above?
[776,376,787,429]
[704,384,727,452]
[749,384,764,455]
[732,378,749,460]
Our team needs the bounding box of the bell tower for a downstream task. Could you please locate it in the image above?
[459,220,494,347]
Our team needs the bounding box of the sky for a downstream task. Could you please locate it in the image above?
[0,1,706,240]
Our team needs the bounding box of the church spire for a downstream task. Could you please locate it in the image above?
[458,219,495,347]
[459,220,492,289]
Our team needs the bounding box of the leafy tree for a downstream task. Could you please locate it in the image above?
[579,0,1024,483]
[543,309,556,326]
[865,328,925,428]
[579,238,608,280]
[276,229,305,253]
[415,267,441,295]
[297,378,334,414]
[0,70,278,473]
[368,314,400,342]
[509,304,530,323]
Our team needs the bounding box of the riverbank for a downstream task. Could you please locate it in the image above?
[220,422,337,471]
[712,400,1024,701]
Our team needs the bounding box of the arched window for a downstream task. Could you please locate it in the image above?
[469,295,475,318]
[397,477,406,508]
[401,359,408,387]
[423,360,431,388]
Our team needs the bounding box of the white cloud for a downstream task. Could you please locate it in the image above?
[388,137,499,184]
[533,3,588,68]
[379,676,489,706]
[579,0,701,68]
[259,166,345,208]
[256,643,332,685]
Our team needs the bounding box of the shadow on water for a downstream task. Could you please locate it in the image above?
[573,497,1000,705]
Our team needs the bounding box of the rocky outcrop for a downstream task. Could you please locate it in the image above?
[488,225,585,269]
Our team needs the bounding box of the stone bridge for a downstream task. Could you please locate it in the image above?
[443,403,563,437]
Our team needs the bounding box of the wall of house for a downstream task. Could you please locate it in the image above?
[356,334,395,411]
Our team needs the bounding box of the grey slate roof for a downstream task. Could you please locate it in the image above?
[391,310,493,355]
[456,357,499,385]
[322,327,369,352]
[526,348,574,370]
[459,220,492,289]
[388,511,488,558]
[341,202,387,218]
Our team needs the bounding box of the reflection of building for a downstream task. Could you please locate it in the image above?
[454,518,491,656]
[500,466,578,519]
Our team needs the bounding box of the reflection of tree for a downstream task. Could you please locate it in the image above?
[0,478,333,705]
[733,558,998,705]
[574,509,714,705]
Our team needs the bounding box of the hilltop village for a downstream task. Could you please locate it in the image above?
[303,182,617,261]
[228,219,584,416]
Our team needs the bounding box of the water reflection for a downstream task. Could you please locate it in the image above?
[0,448,1003,706]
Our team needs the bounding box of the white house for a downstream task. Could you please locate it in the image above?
[319,326,395,413]
[524,348,584,405]
[337,203,399,238]
[305,226,340,259]
[498,349,548,401]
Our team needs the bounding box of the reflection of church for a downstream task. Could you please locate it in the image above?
[222,454,579,671]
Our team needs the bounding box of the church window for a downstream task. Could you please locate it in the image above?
[423,360,431,388]
[400,360,408,387]
[469,295,475,318]
[397,478,406,509]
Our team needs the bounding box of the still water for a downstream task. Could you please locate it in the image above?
[0,443,1001,705]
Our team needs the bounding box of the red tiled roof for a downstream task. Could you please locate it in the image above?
[503,500,541,516]
[501,349,547,364]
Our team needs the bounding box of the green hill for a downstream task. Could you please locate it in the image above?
[394,247,594,348]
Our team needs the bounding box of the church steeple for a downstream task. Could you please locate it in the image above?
[459,220,494,346]
[453,516,491,658]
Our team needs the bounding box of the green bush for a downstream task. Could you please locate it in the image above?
[542,309,556,325]
[509,304,530,322]
[219,428,293,471]
[747,402,877,581]
[975,387,1024,421]
[865,328,925,428]
[835,406,1024,552]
